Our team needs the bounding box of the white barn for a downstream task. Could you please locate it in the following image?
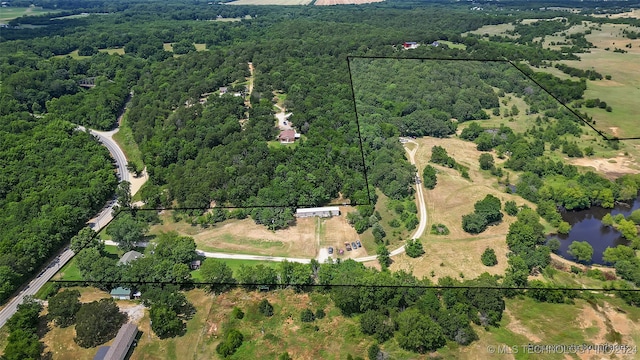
[296,206,340,218]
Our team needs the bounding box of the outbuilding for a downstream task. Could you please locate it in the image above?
[295,206,340,218]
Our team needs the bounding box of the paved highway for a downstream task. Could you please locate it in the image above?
[0,126,130,329]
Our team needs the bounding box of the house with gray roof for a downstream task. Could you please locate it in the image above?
[118,250,142,265]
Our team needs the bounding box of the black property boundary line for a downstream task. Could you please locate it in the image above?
[49,55,639,292]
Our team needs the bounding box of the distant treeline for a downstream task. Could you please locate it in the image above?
[554,63,603,80]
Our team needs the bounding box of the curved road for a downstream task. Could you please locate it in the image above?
[354,139,427,262]
[0,125,130,329]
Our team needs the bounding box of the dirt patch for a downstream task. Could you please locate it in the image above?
[319,213,367,260]
[315,0,383,4]
[119,304,145,324]
[504,308,542,343]
[570,156,638,178]
[129,168,148,197]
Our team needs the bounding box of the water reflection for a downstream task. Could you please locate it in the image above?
[547,197,640,265]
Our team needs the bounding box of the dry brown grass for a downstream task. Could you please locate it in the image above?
[318,211,369,259]
[388,137,541,281]
[151,215,317,258]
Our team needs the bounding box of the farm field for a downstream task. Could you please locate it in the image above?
[226,0,312,5]
[389,137,541,281]
[0,6,60,22]
[538,22,640,138]
[315,0,384,5]
[466,23,516,38]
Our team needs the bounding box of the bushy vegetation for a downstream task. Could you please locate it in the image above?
[75,299,127,348]
[481,248,498,266]
[462,195,503,234]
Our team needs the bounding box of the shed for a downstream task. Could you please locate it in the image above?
[403,41,419,49]
[110,287,132,300]
[219,86,228,95]
[295,206,340,218]
[103,323,138,360]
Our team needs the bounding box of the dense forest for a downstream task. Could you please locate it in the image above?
[2,0,640,314]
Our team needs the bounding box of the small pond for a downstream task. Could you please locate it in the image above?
[548,196,640,265]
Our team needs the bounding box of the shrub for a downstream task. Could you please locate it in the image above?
[406,239,425,258]
[231,307,244,320]
[481,248,498,266]
[301,309,315,322]
[259,299,274,317]
[216,329,244,358]
[430,223,450,235]
[462,213,488,234]
[504,201,518,216]
[315,308,326,319]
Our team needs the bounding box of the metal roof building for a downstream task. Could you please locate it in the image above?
[295,206,340,218]
[101,322,138,360]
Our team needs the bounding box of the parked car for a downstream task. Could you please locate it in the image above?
[339,249,344,255]
[351,242,357,250]
[328,247,334,254]
[356,240,362,248]
[345,242,352,251]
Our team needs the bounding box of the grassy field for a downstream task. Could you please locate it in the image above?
[99,48,125,55]
[0,6,60,22]
[388,136,542,281]
[438,40,466,50]
[466,23,516,38]
[535,22,640,139]
[150,213,318,258]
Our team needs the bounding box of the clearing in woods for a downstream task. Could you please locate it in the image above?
[390,137,541,281]
[0,6,60,22]
[150,213,318,258]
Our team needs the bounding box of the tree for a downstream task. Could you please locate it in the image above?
[504,201,518,216]
[2,329,42,360]
[396,309,446,353]
[629,209,640,225]
[105,213,147,251]
[462,213,488,234]
[151,231,196,264]
[601,213,614,226]
[568,241,593,263]
[6,297,42,333]
[603,245,636,265]
[547,238,561,253]
[557,221,571,235]
[474,194,503,224]
[258,299,274,317]
[70,227,100,253]
[423,165,437,189]
[430,146,455,168]
[481,248,498,266]
[48,289,81,327]
[510,104,519,116]
[377,245,391,269]
[405,239,425,258]
[150,305,184,338]
[200,259,236,293]
[75,299,127,348]
[216,329,244,358]
[616,219,638,240]
[372,223,386,244]
[479,153,494,170]
[115,180,132,209]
